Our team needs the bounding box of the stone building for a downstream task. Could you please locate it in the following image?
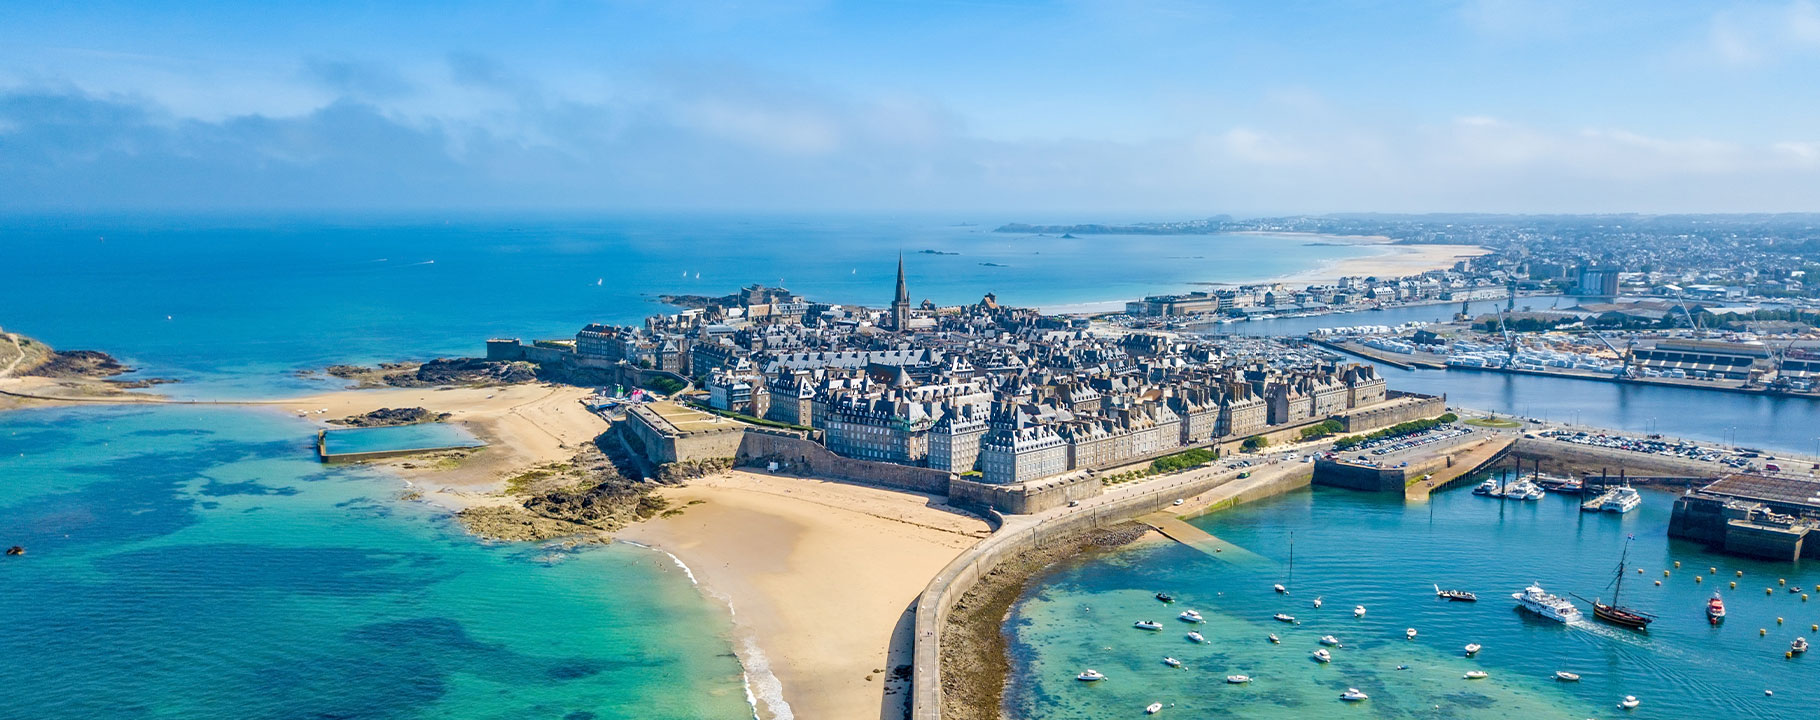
[929,403,987,473]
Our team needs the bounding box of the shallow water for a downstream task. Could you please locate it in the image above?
[0,406,753,719]
[321,422,484,454]
[1005,480,1818,719]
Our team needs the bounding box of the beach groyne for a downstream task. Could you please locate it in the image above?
[910,463,1312,720]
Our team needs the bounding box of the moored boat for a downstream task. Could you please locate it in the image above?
[1313,596,1322,608]
[1178,610,1204,623]
[1312,648,1332,663]
[1340,687,1368,701]
[1555,671,1581,681]
[1464,643,1482,656]
[1267,634,1281,644]
[4,545,23,556]
[1162,656,1182,668]
[1464,670,1488,679]
[1435,584,1477,601]
[1273,613,1296,623]
[1225,674,1252,684]
[1473,478,1499,495]
[1353,605,1367,618]
[1405,628,1417,640]
[1155,592,1174,603]
[1602,486,1642,513]
[1707,592,1727,624]
[1134,620,1163,631]
[1320,635,1342,646]
[1146,701,1163,714]
[1186,632,1205,644]
[1075,669,1105,681]
[1793,637,1809,654]
[1618,695,1640,710]
[1273,583,1287,594]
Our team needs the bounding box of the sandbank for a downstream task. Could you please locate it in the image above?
[617,470,992,720]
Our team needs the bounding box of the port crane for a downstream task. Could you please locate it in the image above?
[1589,329,1637,378]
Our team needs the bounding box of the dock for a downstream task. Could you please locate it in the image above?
[1138,511,1267,564]
[1582,489,1617,512]
[1402,435,1516,500]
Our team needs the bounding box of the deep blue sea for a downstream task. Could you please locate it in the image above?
[1,215,1378,720]
[1005,481,1818,719]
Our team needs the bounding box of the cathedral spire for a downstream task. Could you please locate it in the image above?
[891,253,912,331]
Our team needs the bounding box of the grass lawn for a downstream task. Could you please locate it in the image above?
[1465,417,1521,428]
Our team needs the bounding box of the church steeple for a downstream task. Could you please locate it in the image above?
[891,254,912,331]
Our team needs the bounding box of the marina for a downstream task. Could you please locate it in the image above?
[1004,480,1820,718]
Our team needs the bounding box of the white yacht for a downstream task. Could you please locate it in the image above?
[1273,583,1287,594]
[1319,635,1342,646]
[1513,584,1582,623]
[1134,620,1164,631]
[1340,688,1369,701]
[1464,670,1489,679]
[1273,613,1297,624]
[1618,695,1640,710]
[1312,649,1332,663]
[1267,634,1281,644]
[1178,610,1204,623]
[1225,674,1252,684]
[1405,628,1417,640]
[1313,596,1323,608]
[1602,486,1642,513]
[1146,702,1163,715]
[1162,657,1182,668]
[1075,669,1105,682]
[1473,477,1500,495]
[1353,605,1367,618]
[1464,643,1482,656]
[1186,631,1205,644]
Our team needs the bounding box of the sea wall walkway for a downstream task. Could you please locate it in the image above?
[909,459,1313,720]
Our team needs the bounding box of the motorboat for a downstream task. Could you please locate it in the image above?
[1353,605,1367,618]
[1555,671,1581,681]
[1464,643,1482,656]
[1405,628,1417,640]
[1319,635,1343,647]
[1435,584,1478,602]
[1602,486,1642,513]
[1146,702,1163,715]
[1313,596,1323,608]
[1273,613,1297,624]
[1513,583,1582,623]
[1155,592,1174,603]
[1134,620,1164,631]
[1707,592,1727,624]
[1464,670,1489,679]
[1793,637,1810,654]
[1274,583,1287,594]
[1186,632,1205,644]
[1178,610,1204,623]
[1162,657,1182,668]
[1473,477,1499,495]
[1618,695,1640,710]
[1075,669,1105,682]
[1340,687,1368,701]
[4,545,22,556]
[1267,634,1281,644]
[1312,649,1332,663]
[1225,674,1252,684]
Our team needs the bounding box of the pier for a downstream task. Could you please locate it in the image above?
[1137,511,1266,564]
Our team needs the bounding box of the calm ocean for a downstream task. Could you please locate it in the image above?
[0,215,1374,719]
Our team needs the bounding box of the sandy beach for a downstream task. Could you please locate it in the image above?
[618,471,992,720]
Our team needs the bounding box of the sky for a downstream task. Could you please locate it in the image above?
[1,0,1818,215]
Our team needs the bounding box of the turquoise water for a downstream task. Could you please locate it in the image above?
[1005,481,1818,719]
[0,215,1373,398]
[0,406,753,719]
[322,423,484,455]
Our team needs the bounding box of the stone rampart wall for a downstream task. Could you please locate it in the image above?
[736,429,953,495]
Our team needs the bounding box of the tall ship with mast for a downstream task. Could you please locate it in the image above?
[1575,536,1655,630]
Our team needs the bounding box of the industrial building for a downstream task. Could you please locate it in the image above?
[1668,473,1820,561]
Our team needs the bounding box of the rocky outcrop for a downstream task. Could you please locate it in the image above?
[455,506,598,542]
[324,358,537,388]
[25,349,128,379]
[456,429,669,542]
[656,457,733,483]
[328,407,451,428]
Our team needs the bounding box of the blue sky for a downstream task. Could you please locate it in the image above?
[2,0,1817,214]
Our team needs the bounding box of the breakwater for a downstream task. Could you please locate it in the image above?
[910,462,1313,720]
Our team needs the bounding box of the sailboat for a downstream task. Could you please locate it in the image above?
[1275,532,1293,595]
[1575,535,1655,630]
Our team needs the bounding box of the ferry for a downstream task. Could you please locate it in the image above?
[1707,592,1727,624]
[1134,620,1164,631]
[1075,669,1106,682]
[1602,486,1642,513]
[1186,632,1205,643]
[1178,610,1204,623]
[1339,687,1368,701]
[1513,584,1582,623]
[1312,649,1332,663]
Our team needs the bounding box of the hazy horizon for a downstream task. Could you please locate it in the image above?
[4,1,1819,215]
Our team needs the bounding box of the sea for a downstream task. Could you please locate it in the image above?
[1004,480,1819,719]
[0,215,1384,720]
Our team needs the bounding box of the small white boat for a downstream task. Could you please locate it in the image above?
[1320,635,1343,647]
[1134,621,1163,631]
[1274,613,1297,623]
[1618,695,1640,710]
[1075,669,1105,682]
[1186,632,1205,643]
[1464,643,1482,656]
[1274,583,1287,594]
[1353,605,1367,618]
[1555,671,1581,681]
[1178,610,1204,623]
[1464,670,1489,679]
[1340,687,1368,701]
[1313,596,1323,608]
[1312,649,1332,663]
[1793,637,1809,654]
[1267,634,1281,644]
[1405,628,1417,640]
[1226,674,1252,684]
[1162,656,1182,668]
[1146,702,1163,715]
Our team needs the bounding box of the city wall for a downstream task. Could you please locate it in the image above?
[735,429,953,495]
[1335,392,1447,432]
[909,465,1312,720]
[948,473,1102,515]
